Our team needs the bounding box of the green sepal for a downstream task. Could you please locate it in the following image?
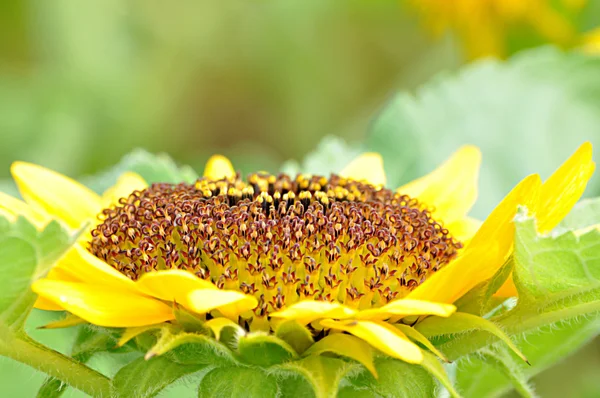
[237,332,298,367]
[477,346,536,398]
[303,333,376,377]
[172,302,212,335]
[419,352,461,398]
[415,312,528,364]
[339,357,436,398]
[112,355,205,398]
[275,320,314,355]
[274,355,357,398]
[198,366,278,398]
[147,328,237,366]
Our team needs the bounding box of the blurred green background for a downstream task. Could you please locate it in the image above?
[1,0,600,397]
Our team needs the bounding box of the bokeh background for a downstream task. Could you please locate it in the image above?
[1,1,600,397]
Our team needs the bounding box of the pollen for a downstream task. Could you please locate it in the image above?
[88,173,462,324]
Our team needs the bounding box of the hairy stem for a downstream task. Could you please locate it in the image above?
[0,333,111,397]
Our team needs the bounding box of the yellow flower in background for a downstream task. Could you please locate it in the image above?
[408,0,587,59]
[581,27,600,53]
[0,144,593,367]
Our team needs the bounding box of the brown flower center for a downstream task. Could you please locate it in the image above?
[88,173,461,318]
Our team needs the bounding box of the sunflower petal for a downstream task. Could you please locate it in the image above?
[355,299,456,321]
[320,319,423,364]
[11,162,102,228]
[101,172,148,208]
[186,289,257,318]
[0,191,49,227]
[54,245,136,291]
[397,145,481,224]
[407,174,541,304]
[135,269,218,307]
[204,155,235,180]
[34,296,64,311]
[537,142,595,233]
[394,324,449,363]
[340,153,386,186]
[38,314,86,329]
[117,325,164,347]
[445,217,482,243]
[270,300,357,325]
[31,279,174,327]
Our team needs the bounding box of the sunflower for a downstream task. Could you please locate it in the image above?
[0,143,594,375]
[407,0,586,59]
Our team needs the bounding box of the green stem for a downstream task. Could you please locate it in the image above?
[0,333,111,397]
[440,302,600,360]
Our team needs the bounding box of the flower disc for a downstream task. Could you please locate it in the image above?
[89,173,462,320]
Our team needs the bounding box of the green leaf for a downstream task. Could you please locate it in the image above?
[83,149,199,193]
[280,136,361,177]
[365,48,600,218]
[275,320,314,355]
[147,329,237,366]
[304,333,376,377]
[237,332,297,367]
[339,357,436,398]
[198,366,278,398]
[112,355,204,398]
[513,211,600,301]
[0,217,72,330]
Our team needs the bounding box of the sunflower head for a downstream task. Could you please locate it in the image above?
[89,172,461,329]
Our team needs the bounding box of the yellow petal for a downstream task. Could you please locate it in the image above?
[320,319,423,364]
[355,299,456,321]
[494,276,518,298]
[101,172,148,208]
[186,289,257,318]
[34,296,64,311]
[445,217,482,243]
[394,324,449,362]
[270,300,357,325]
[54,245,137,291]
[203,155,235,180]
[0,208,16,222]
[0,191,49,227]
[11,162,102,229]
[340,153,386,186]
[135,269,218,308]
[537,142,595,233]
[117,325,163,347]
[31,279,174,327]
[39,314,86,329]
[397,145,481,224]
[408,174,542,304]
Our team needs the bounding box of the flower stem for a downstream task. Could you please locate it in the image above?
[0,333,111,397]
